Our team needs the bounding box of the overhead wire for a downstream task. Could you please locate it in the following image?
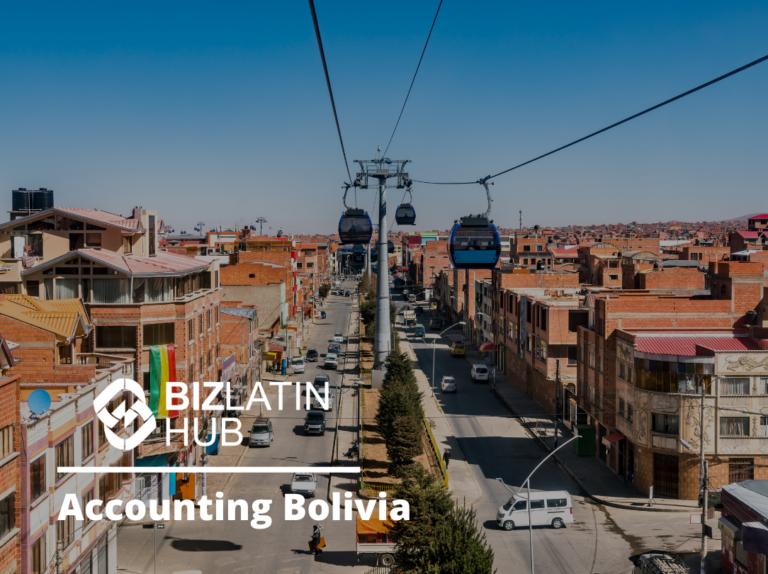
[413,52,768,186]
[308,0,353,184]
[381,0,444,159]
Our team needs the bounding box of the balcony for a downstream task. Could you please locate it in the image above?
[76,353,134,380]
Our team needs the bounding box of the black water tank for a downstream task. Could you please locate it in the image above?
[12,189,31,211]
[32,189,54,210]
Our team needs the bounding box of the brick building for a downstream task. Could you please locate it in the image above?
[719,480,768,574]
[218,303,259,401]
[0,340,21,574]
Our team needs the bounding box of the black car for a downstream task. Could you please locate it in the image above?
[304,410,326,435]
[345,290,351,297]
[306,349,319,362]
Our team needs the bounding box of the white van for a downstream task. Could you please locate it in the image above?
[496,490,573,530]
[292,357,305,374]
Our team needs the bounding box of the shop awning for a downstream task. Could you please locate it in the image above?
[263,352,277,359]
[479,342,495,351]
[356,514,393,535]
[601,432,624,447]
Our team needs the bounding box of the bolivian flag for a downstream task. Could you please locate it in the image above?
[149,344,179,419]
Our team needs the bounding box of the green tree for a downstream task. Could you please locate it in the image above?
[386,416,423,476]
[391,468,496,574]
[360,300,376,325]
[318,283,331,298]
[376,380,422,443]
[382,348,417,390]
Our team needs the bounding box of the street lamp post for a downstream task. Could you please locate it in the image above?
[430,321,465,396]
[681,436,710,574]
[497,435,581,574]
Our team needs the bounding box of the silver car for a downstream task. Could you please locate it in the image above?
[249,418,273,447]
[290,472,317,497]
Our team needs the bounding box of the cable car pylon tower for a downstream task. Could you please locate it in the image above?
[354,154,411,369]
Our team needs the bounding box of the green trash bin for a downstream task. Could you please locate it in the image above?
[573,425,596,456]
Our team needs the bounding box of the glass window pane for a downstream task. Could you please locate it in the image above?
[55,278,79,300]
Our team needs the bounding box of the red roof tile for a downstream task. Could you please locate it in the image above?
[634,336,761,356]
[78,249,210,275]
[748,214,768,219]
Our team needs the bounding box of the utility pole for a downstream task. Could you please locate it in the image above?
[519,210,522,231]
[255,217,267,236]
[354,157,410,368]
[699,384,708,574]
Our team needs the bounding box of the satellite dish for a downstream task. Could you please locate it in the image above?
[28,389,52,415]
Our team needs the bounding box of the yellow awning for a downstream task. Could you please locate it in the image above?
[263,352,277,359]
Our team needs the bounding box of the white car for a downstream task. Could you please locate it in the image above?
[290,472,317,497]
[324,354,338,370]
[333,332,344,343]
[292,357,305,374]
[441,376,457,393]
[471,363,489,383]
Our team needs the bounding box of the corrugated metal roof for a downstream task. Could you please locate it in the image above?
[0,207,143,232]
[22,249,210,277]
[723,481,768,521]
[0,296,90,341]
[634,335,761,356]
[221,308,256,320]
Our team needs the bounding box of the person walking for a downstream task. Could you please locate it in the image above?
[310,524,324,556]
[443,449,451,468]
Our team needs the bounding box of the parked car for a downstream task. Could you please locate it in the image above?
[471,363,489,383]
[306,349,319,362]
[496,491,573,531]
[345,290,351,297]
[333,332,344,343]
[328,342,341,354]
[249,418,274,447]
[320,311,327,319]
[441,376,457,393]
[429,319,441,330]
[290,472,317,497]
[451,342,466,357]
[292,357,305,374]
[324,354,338,370]
[304,410,327,435]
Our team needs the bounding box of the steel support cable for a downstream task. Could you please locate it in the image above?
[308,0,353,183]
[412,52,768,186]
[382,0,444,158]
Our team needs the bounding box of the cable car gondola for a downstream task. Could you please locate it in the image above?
[351,244,365,268]
[395,188,416,225]
[448,179,501,270]
[338,208,372,245]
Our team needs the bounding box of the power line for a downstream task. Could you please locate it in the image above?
[413,52,768,186]
[308,0,353,184]
[381,0,444,158]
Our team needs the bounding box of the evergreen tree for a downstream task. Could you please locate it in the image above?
[386,416,423,476]
[376,380,422,442]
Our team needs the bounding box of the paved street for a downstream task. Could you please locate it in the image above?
[397,292,716,574]
[116,280,371,574]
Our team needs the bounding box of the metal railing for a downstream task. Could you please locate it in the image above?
[423,416,449,490]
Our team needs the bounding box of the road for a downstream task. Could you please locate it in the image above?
[397,291,714,574]
[116,279,370,574]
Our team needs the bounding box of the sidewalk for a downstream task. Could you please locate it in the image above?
[462,346,698,513]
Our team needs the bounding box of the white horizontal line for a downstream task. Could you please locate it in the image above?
[59,467,361,474]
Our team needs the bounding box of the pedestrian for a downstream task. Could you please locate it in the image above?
[443,449,451,468]
[310,524,324,556]
[553,428,558,450]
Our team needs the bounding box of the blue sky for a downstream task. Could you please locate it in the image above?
[1,1,766,234]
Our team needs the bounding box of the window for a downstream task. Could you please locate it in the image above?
[588,386,595,404]
[588,350,595,369]
[618,397,626,419]
[0,425,13,459]
[546,498,567,508]
[597,318,605,336]
[81,422,93,460]
[249,273,256,278]
[81,278,90,303]
[722,378,750,395]
[627,402,634,423]
[540,308,547,331]
[199,356,203,373]
[56,278,79,300]
[530,500,544,509]
[69,233,84,251]
[99,473,118,501]
[55,435,74,481]
[207,349,212,367]
[513,500,526,510]
[730,458,754,483]
[123,236,132,254]
[609,274,619,281]
[143,323,175,346]
[81,552,92,574]
[199,315,203,335]
[536,245,543,252]
[148,215,156,256]
[540,341,547,360]
[86,233,102,248]
[188,318,194,341]
[31,536,45,574]
[82,489,94,527]
[133,278,171,303]
[720,417,750,437]
[207,310,211,330]
[31,456,45,501]
[523,246,530,252]
[98,419,107,448]
[0,492,14,539]
[27,234,43,257]
[96,326,136,349]
[27,280,40,298]
[216,306,219,323]
[57,513,75,549]
[652,413,679,435]
[568,346,577,366]
[92,279,130,304]
[761,378,768,394]
[189,363,194,381]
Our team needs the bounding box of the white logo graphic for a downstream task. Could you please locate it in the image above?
[94,378,156,451]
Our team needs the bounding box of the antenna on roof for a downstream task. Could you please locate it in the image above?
[28,389,51,416]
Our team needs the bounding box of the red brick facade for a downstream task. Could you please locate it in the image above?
[0,374,20,574]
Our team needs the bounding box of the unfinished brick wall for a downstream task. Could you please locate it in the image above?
[638,267,705,290]
[0,375,20,574]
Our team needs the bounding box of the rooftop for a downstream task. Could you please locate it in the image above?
[629,333,763,356]
[22,249,211,277]
[0,295,90,341]
[0,207,145,233]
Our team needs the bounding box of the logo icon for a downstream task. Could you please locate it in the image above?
[94,378,156,451]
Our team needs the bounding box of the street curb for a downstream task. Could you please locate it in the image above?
[488,387,690,513]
